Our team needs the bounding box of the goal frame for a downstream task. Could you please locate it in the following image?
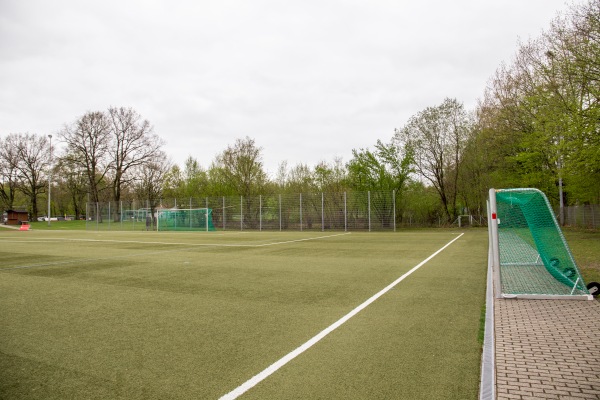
[157,207,214,232]
[488,188,592,300]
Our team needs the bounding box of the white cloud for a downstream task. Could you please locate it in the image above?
[0,0,575,175]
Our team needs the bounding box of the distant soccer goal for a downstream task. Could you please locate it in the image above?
[488,188,592,300]
[122,208,150,223]
[157,208,216,232]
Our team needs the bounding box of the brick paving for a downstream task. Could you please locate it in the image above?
[495,299,600,399]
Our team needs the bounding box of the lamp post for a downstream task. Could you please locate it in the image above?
[47,134,52,227]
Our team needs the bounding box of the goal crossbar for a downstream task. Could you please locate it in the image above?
[488,188,592,300]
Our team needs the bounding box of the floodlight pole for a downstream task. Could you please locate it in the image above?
[47,134,52,227]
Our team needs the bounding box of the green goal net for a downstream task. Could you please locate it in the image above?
[489,188,591,299]
[157,208,216,231]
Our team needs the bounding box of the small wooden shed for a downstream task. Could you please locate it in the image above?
[4,210,29,225]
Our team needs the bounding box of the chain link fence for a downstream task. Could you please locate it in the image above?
[562,204,600,229]
[85,190,463,231]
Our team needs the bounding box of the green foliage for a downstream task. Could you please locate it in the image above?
[563,228,600,285]
[314,158,347,192]
[347,140,413,192]
[476,0,600,206]
[213,136,268,197]
[396,181,443,225]
[182,156,208,197]
[275,158,348,195]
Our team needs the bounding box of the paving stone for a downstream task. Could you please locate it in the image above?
[494,299,600,399]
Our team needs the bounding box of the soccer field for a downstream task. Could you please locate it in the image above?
[0,229,488,399]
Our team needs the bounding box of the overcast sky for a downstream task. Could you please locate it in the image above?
[0,0,578,176]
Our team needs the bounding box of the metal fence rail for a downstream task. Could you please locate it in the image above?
[85,190,479,231]
[563,204,599,229]
[84,202,600,231]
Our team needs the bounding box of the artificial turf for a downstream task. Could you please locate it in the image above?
[0,229,488,399]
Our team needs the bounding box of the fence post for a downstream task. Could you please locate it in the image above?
[321,192,324,232]
[344,191,347,232]
[368,191,371,232]
[206,197,209,232]
[223,196,226,230]
[279,194,282,231]
[260,195,262,231]
[132,200,135,230]
[300,193,303,231]
[240,196,243,231]
[393,190,396,232]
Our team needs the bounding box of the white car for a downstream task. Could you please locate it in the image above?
[37,216,58,221]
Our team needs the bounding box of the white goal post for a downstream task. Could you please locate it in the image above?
[488,188,592,300]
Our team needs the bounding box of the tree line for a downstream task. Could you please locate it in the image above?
[1,0,598,225]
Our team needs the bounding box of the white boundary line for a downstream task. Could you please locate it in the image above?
[0,232,350,248]
[0,233,351,272]
[219,233,465,400]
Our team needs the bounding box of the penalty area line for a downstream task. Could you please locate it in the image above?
[219,232,465,400]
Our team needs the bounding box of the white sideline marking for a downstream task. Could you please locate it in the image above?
[0,232,350,248]
[219,233,465,400]
[0,233,351,271]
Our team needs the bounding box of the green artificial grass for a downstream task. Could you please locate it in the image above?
[0,229,487,399]
[27,220,88,230]
[477,304,487,345]
[563,228,600,286]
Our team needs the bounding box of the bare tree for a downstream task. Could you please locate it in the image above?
[0,136,20,210]
[54,156,89,219]
[134,150,171,230]
[107,107,163,207]
[395,98,471,222]
[59,111,111,204]
[0,133,50,219]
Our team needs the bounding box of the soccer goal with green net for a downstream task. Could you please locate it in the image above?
[157,208,216,232]
[488,188,592,300]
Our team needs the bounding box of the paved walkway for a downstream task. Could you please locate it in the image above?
[495,298,600,399]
